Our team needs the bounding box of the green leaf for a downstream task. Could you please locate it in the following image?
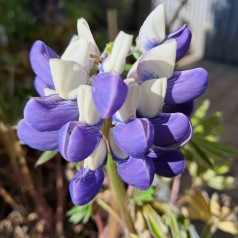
[189,140,213,167]
[67,203,92,224]
[133,187,155,206]
[193,135,238,157]
[201,223,213,238]
[143,205,167,238]
[207,176,235,190]
[191,100,210,126]
[163,213,180,238]
[195,112,222,136]
[35,151,58,167]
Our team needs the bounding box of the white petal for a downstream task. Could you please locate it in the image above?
[77,18,96,45]
[50,59,88,100]
[127,56,142,80]
[109,129,128,160]
[114,82,141,122]
[77,85,101,125]
[138,4,165,52]
[61,38,93,72]
[84,138,107,170]
[44,88,57,96]
[138,77,167,118]
[77,18,100,56]
[103,31,133,74]
[137,39,177,81]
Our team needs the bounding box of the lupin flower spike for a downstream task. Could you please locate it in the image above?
[18,4,208,205]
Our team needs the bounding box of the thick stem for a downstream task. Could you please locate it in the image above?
[102,119,136,235]
[106,156,136,234]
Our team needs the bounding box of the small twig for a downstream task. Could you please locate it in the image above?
[94,212,104,236]
[170,174,182,203]
[107,9,118,41]
[127,185,134,197]
[0,168,19,185]
[0,125,54,235]
[56,156,65,238]
[0,185,22,212]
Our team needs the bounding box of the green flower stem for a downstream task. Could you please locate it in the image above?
[102,119,136,235]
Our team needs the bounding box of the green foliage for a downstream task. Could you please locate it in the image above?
[35,151,58,167]
[0,0,37,44]
[67,203,92,224]
[183,100,238,190]
[133,187,155,206]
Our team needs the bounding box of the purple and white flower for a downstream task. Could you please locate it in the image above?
[18,4,208,205]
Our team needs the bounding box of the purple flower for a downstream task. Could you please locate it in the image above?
[18,5,208,206]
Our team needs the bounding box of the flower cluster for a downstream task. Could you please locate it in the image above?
[18,4,208,205]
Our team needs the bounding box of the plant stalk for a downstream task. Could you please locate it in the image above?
[102,119,136,235]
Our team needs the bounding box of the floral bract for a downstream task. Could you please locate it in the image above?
[18,4,208,205]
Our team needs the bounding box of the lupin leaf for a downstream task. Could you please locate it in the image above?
[143,205,167,238]
[133,187,155,206]
[163,213,180,238]
[191,100,210,126]
[35,151,58,167]
[193,135,238,157]
[189,140,213,167]
[67,203,92,224]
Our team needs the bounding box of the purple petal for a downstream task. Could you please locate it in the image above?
[34,76,48,96]
[117,156,155,190]
[162,101,194,118]
[58,122,101,162]
[148,149,185,177]
[92,72,128,118]
[165,68,208,104]
[166,25,192,61]
[112,118,154,157]
[30,40,59,88]
[24,95,79,132]
[151,113,192,149]
[69,167,104,205]
[17,119,58,151]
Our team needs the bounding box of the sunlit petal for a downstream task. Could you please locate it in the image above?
[137,40,176,81]
[165,68,208,104]
[138,77,167,118]
[50,59,88,100]
[138,4,165,53]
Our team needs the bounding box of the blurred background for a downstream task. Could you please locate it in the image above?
[0,0,237,237]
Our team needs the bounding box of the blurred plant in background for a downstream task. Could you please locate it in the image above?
[0,1,238,238]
